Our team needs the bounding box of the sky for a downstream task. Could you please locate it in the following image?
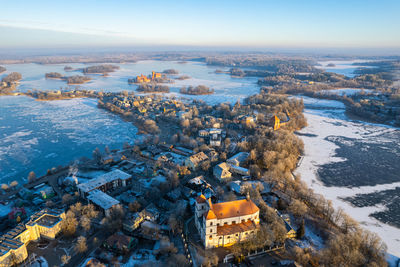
[0,0,399,51]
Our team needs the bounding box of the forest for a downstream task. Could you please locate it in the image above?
[179,85,214,95]
[81,64,120,74]
[137,83,170,93]
[64,75,91,84]
[1,72,22,83]
[45,72,64,79]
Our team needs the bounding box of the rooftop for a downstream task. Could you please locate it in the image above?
[188,152,209,165]
[217,220,259,236]
[87,190,120,210]
[206,199,259,220]
[36,214,61,227]
[227,152,249,163]
[77,169,131,193]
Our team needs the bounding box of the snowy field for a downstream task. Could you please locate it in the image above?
[294,96,400,257]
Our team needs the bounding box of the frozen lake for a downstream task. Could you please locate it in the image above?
[316,60,373,77]
[294,95,400,257]
[0,96,138,183]
[0,61,260,104]
[0,61,261,184]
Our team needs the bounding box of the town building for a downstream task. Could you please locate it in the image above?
[229,165,250,176]
[213,162,232,181]
[0,209,65,266]
[194,195,260,248]
[77,169,132,198]
[185,152,209,170]
[87,190,121,217]
[227,152,249,167]
[198,128,224,147]
[104,232,137,253]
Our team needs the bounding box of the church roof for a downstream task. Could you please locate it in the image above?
[205,199,259,220]
[205,209,217,220]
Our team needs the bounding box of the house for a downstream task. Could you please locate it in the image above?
[87,190,121,217]
[141,203,160,222]
[123,212,145,232]
[209,128,223,147]
[213,162,232,181]
[199,130,209,137]
[185,152,209,170]
[229,181,264,195]
[0,209,65,266]
[206,149,219,162]
[227,152,249,167]
[229,165,250,176]
[187,176,211,191]
[194,195,260,248]
[104,232,137,253]
[280,214,297,239]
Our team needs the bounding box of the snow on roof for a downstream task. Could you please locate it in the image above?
[188,152,209,165]
[229,165,249,174]
[188,176,205,185]
[77,169,131,193]
[87,190,120,210]
[227,152,249,164]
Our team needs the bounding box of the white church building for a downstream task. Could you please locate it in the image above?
[194,194,260,248]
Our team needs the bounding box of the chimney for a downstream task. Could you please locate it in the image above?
[246,192,250,201]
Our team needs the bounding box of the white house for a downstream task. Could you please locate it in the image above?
[213,162,232,181]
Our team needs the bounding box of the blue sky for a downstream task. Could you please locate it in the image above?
[0,0,399,50]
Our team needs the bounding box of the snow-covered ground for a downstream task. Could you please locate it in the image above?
[294,96,400,257]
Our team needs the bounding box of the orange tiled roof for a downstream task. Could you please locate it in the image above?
[217,220,259,236]
[206,199,259,220]
[205,209,217,220]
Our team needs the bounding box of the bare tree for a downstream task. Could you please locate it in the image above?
[75,236,87,254]
[80,215,91,232]
[28,171,36,183]
[61,210,78,236]
[61,254,71,265]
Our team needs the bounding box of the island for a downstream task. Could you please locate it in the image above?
[0,66,6,74]
[64,65,74,71]
[179,85,214,95]
[45,72,64,79]
[44,73,91,84]
[327,63,336,67]
[175,75,191,80]
[81,64,120,75]
[64,75,91,85]
[1,72,22,83]
[129,71,172,84]
[163,69,179,74]
[137,83,170,93]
